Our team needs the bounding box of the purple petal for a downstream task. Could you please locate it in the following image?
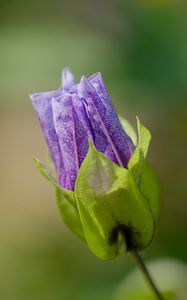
[30,91,65,184]
[52,93,93,190]
[78,76,135,168]
[89,72,111,106]
[61,68,76,90]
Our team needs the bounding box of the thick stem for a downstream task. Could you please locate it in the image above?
[128,251,164,300]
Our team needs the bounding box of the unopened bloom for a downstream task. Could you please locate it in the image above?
[30,68,135,191]
[30,68,160,259]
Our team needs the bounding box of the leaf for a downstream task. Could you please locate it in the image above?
[33,157,85,240]
[128,118,151,185]
[75,143,154,260]
[113,258,187,300]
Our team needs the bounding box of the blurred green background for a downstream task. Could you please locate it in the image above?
[1,0,187,299]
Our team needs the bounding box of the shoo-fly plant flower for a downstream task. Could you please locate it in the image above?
[30,68,163,300]
[31,69,135,191]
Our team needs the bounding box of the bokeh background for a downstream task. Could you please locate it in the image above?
[1,1,187,299]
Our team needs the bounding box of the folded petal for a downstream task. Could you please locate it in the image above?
[30,91,65,183]
[52,93,93,190]
[78,76,135,168]
[61,68,76,90]
[89,72,111,106]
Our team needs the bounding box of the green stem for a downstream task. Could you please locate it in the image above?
[128,251,164,300]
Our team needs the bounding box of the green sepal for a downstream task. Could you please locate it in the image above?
[118,115,137,146]
[128,117,151,185]
[119,117,160,222]
[140,161,161,221]
[119,116,160,222]
[75,143,154,260]
[56,187,85,240]
[33,157,58,186]
[33,157,85,240]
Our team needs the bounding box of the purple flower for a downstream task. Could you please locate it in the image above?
[30,68,135,191]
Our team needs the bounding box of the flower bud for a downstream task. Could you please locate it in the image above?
[30,68,160,260]
[30,69,135,190]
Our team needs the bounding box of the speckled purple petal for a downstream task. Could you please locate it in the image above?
[78,76,135,168]
[52,93,93,190]
[30,91,65,183]
[31,69,136,191]
[89,72,111,105]
[61,68,76,90]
